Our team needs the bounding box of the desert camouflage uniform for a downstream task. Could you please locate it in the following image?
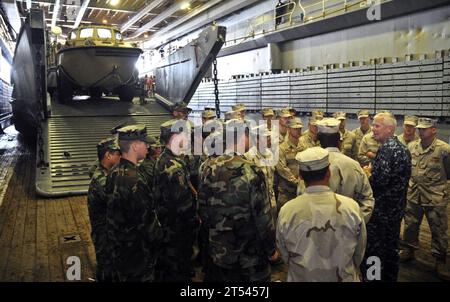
[361,137,411,282]
[397,133,419,147]
[245,147,277,219]
[340,129,356,158]
[357,132,380,166]
[277,186,366,282]
[198,153,276,282]
[326,147,374,223]
[276,137,304,210]
[351,127,371,161]
[403,138,450,260]
[299,131,320,150]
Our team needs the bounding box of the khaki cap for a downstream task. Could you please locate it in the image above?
[288,117,303,129]
[333,111,346,120]
[416,117,437,129]
[357,109,370,119]
[404,115,419,127]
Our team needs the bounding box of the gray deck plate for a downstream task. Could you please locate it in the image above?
[36,97,171,197]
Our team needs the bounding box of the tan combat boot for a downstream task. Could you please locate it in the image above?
[436,260,450,281]
[399,249,415,262]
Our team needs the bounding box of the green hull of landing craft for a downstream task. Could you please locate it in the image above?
[56,25,142,102]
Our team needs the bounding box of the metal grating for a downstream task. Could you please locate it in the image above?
[36,100,171,197]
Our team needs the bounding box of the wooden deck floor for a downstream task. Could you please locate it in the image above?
[0,130,448,282]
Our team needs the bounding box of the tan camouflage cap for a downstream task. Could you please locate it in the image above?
[277,108,292,118]
[288,117,303,129]
[416,117,437,129]
[333,111,346,120]
[357,109,370,119]
[308,115,321,126]
[232,103,246,112]
[117,124,148,143]
[317,118,340,134]
[312,109,325,119]
[261,108,275,117]
[295,147,330,172]
[404,115,419,127]
[202,108,216,119]
[97,135,120,153]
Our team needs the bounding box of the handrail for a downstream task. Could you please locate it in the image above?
[224,0,389,47]
[274,1,297,27]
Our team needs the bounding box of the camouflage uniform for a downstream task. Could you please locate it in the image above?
[397,133,419,147]
[106,125,162,282]
[299,116,321,150]
[340,129,356,158]
[245,146,277,219]
[397,115,420,147]
[327,147,374,223]
[87,137,120,281]
[357,132,380,166]
[277,147,366,282]
[154,122,197,281]
[361,136,411,282]
[106,158,162,282]
[298,131,320,150]
[351,127,371,161]
[198,153,276,282]
[276,118,304,210]
[403,137,450,260]
[332,111,355,158]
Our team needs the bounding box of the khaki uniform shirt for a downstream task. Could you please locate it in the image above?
[276,186,366,282]
[276,136,304,196]
[340,129,356,158]
[351,127,371,160]
[327,147,374,223]
[299,131,320,150]
[397,133,419,147]
[357,132,380,166]
[408,138,450,206]
[245,147,277,209]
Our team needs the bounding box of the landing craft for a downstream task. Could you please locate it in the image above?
[51,25,142,103]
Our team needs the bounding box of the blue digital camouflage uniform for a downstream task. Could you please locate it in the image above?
[360,136,411,282]
[198,153,276,282]
[154,148,197,282]
[106,158,162,282]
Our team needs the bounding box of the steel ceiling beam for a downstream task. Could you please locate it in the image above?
[73,0,90,28]
[144,0,260,48]
[130,0,195,39]
[120,0,165,32]
[50,0,60,28]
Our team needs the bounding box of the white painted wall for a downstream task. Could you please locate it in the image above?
[281,5,450,69]
[215,5,450,78]
[216,47,269,79]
